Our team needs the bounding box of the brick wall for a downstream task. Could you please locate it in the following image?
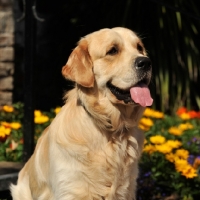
[0,0,14,105]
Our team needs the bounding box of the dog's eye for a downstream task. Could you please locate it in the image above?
[137,43,143,53]
[106,46,118,55]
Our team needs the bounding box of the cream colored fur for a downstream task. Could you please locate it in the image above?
[11,27,151,200]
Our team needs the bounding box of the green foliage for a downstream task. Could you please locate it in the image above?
[151,1,200,112]
[92,0,200,112]
[13,0,199,114]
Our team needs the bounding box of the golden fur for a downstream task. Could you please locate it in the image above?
[11,27,152,200]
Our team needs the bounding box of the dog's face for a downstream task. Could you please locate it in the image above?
[62,27,153,108]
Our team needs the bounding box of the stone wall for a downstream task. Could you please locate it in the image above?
[0,0,14,105]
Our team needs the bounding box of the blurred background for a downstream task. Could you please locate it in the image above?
[1,0,200,113]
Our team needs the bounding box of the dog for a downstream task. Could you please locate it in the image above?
[11,27,153,200]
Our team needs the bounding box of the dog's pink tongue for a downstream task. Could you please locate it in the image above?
[130,83,153,107]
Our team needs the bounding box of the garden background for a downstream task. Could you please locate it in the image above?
[13,0,200,113]
[0,0,200,200]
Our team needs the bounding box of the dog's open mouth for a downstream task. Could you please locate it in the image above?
[107,81,153,107]
[107,82,132,103]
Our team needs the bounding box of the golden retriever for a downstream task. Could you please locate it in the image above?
[11,27,153,200]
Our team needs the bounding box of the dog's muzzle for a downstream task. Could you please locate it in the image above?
[107,56,153,107]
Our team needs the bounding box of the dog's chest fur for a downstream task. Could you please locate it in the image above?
[50,93,140,199]
[86,136,138,199]
[54,130,139,199]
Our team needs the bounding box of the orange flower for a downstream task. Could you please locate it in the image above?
[196,111,200,118]
[1,122,11,128]
[193,157,200,169]
[176,108,200,119]
[187,111,197,118]
[176,107,187,115]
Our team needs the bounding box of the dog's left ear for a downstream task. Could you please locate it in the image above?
[62,39,94,88]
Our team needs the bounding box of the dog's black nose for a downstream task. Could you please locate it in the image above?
[135,57,152,70]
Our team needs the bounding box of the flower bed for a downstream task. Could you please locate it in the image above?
[0,103,200,199]
[0,103,60,161]
[137,108,200,200]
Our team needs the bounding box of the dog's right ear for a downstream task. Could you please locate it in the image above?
[62,39,94,88]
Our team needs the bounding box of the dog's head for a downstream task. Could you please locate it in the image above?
[62,27,153,109]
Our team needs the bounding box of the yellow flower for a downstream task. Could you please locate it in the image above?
[143,108,164,119]
[143,108,153,117]
[34,110,42,117]
[168,127,183,136]
[174,157,198,178]
[1,121,11,128]
[34,110,50,124]
[165,153,175,163]
[174,158,188,172]
[0,125,11,138]
[179,113,190,120]
[165,140,182,149]
[178,123,193,131]
[150,135,166,145]
[139,117,154,127]
[1,121,21,130]
[153,111,164,119]
[143,144,156,154]
[144,139,147,145]
[34,115,49,124]
[10,122,21,130]
[2,105,14,112]
[138,124,150,131]
[175,149,189,160]
[54,107,61,114]
[155,144,173,154]
[180,165,198,179]
[139,117,154,131]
